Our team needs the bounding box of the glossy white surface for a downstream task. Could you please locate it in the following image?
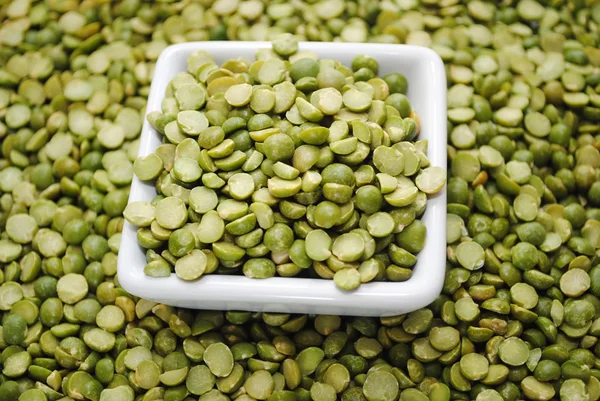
[118,41,447,316]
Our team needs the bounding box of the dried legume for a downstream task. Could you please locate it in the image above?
[1,2,600,401]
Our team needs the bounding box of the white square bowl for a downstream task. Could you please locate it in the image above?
[118,41,447,317]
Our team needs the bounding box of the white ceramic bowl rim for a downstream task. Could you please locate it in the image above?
[118,41,447,317]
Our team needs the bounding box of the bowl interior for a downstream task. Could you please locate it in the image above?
[118,41,447,316]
